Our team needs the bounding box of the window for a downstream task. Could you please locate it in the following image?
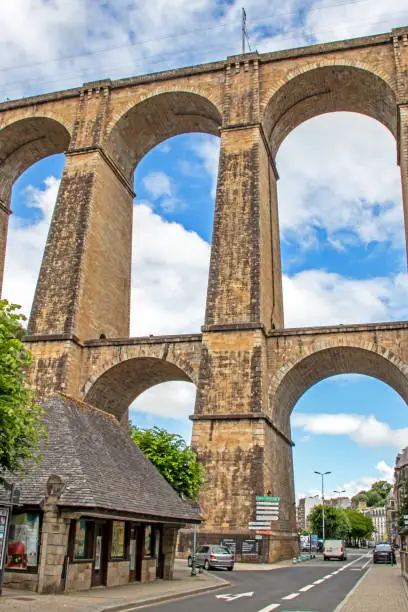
[111,521,125,558]
[144,525,153,557]
[74,519,93,560]
[198,546,209,553]
[6,513,40,571]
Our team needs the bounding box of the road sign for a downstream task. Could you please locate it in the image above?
[256,530,273,535]
[256,496,280,501]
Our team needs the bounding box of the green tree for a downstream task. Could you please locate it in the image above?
[344,509,374,544]
[366,491,382,507]
[352,481,392,508]
[0,300,44,472]
[371,480,392,501]
[129,425,204,500]
[309,505,351,539]
[351,491,368,508]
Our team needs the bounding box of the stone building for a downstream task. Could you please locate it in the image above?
[2,396,200,593]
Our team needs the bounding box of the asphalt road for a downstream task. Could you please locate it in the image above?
[142,551,372,612]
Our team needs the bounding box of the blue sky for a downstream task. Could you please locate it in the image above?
[2,0,408,500]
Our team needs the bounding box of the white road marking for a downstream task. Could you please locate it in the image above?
[216,592,254,602]
[281,593,300,600]
[361,558,371,570]
[299,584,315,592]
[256,604,280,611]
[313,578,325,584]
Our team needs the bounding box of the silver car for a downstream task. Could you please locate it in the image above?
[188,544,234,570]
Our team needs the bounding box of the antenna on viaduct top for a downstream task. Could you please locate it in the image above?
[241,7,252,54]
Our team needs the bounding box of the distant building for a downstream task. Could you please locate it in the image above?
[297,496,320,531]
[385,490,398,544]
[362,507,386,543]
[326,497,351,509]
[395,446,408,521]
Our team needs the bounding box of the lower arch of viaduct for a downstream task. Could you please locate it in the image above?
[26,321,408,560]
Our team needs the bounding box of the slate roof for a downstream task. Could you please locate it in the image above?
[5,395,201,523]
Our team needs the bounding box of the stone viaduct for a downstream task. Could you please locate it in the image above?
[2,26,408,560]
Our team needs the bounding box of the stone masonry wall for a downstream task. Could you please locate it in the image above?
[2,26,408,562]
[106,560,130,587]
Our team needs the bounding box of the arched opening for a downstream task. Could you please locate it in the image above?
[263,66,396,155]
[0,117,70,203]
[292,374,407,504]
[105,92,222,337]
[84,356,196,423]
[270,345,408,538]
[106,91,222,182]
[0,116,70,318]
[263,66,403,329]
[130,133,218,336]
[129,380,195,443]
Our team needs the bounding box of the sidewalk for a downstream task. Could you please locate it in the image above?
[0,561,229,612]
[338,564,408,611]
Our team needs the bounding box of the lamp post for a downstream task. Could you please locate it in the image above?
[333,489,346,504]
[314,471,331,542]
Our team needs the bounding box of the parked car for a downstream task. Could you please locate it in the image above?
[187,544,234,570]
[323,539,347,561]
[372,543,396,564]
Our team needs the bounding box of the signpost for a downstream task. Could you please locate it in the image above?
[248,496,280,533]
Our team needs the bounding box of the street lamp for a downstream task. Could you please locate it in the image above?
[314,471,331,542]
[333,489,346,497]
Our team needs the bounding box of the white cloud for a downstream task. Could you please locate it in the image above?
[277,113,404,252]
[1,1,406,100]
[376,460,394,481]
[142,171,183,212]
[3,176,60,317]
[129,380,196,419]
[292,412,408,449]
[191,136,220,199]
[283,270,408,328]
[131,203,210,335]
[297,461,395,500]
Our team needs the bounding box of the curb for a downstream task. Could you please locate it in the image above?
[333,566,372,612]
[101,575,231,612]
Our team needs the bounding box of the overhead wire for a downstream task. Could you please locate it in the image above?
[0,0,401,75]
[1,6,408,99]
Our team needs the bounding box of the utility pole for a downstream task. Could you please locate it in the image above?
[242,8,246,54]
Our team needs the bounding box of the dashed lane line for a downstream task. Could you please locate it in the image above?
[281,593,300,600]
[299,584,315,592]
[256,554,368,612]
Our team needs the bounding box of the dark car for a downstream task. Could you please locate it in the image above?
[187,545,234,570]
[373,543,396,564]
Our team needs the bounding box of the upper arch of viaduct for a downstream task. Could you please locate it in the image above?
[0,29,405,194]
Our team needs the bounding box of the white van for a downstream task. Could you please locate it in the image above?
[323,539,347,561]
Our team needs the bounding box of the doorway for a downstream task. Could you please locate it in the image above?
[92,522,108,587]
